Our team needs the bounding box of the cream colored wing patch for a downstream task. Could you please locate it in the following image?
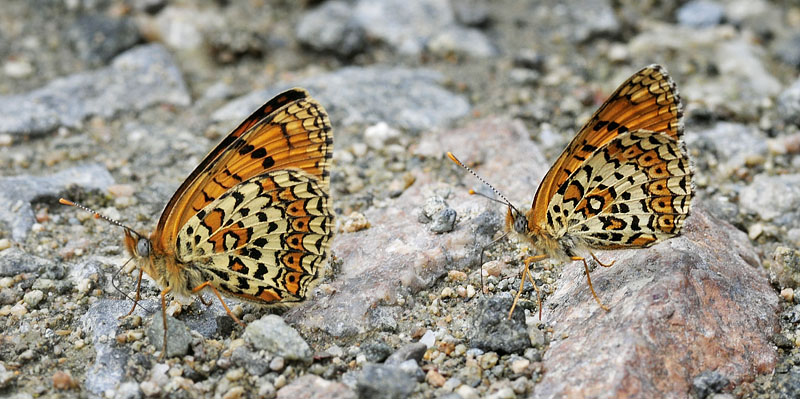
[176,169,332,304]
[547,129,692,249]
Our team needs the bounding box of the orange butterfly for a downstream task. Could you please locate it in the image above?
[449,65,692,317]
[62,88,333,356]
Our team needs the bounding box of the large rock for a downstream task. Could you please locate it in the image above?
[212,66,470,133]
[0,164,113,241]
[534,208,778,398]
[286,118,534,336]
[0,44,190,137]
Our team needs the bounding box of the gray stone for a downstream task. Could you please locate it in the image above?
[0,363,14,388]
[277,374,357,399]
[244,314,313,362]
[0,44,190,137]
[355,363,416,399]
[385,342,427,365]
[353,0,454,55]
[551,0,619,43]
[739,174,800,225]
[147,311,193,358]
[453,0,490,26]
[296,1,366,57]
[367,305,399,332]
[691,370,730,399]
[774,33,800,68]
[213,67,469,132]
[778,78,800,126]
[771,368,800,398]
[231,346,270,376]
[426,26,497,58]
[0,163,113,241]
[429,208,457,233]
[676,1,725,28]
[398,359,425,382]
[362,342,393,363]
[468,295,530,354]
[685,122,768,178]
[0,247,55,277]
[81,299,151,395]
[68,14,141,64]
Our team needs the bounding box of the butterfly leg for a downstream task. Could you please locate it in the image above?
[508,254,548,320]
[198,295,213,307]
[158,286,172,360]
[123,267,145,317]
[191,281,246,327]
[590,252,615,268]
[571,257,610,311]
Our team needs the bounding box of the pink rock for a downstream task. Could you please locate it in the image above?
[534,208,778,398]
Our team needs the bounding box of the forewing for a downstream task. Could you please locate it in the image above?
[546,129,692,248]
[530,65,682,227]
[176,169,332,304]
[152,88,332,253]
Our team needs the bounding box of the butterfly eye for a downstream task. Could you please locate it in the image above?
[513,212,528,234]
[137,238,152,257]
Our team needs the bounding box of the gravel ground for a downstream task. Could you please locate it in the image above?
[1,0,800,398]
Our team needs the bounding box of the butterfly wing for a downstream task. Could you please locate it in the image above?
[529,65,683,229]
[152,88,332,252]
[150,88,333,304]
[547,129,692,248]
[176,169,332,304]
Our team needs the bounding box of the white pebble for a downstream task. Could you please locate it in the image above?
[419,330,436,348]
[23,290,44,307]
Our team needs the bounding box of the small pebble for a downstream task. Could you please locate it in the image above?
[140,380,160,396]
[781,287,795,302]
[448,270,468,281]
[440,287,454,299]
[426,369,446,387]
[222,386,245,399]
[269,356,285,371]
[273,374,287,389]
[483,261,505,277]
[0,239,11,251]
[419,330,436,348]
[10,303,27,317]
[478,352,499,369]
[510,358,530,374]
[341,212,370,233]
[258,381,276,398]
[225,368,244,381]
[748,223,764,240]
[23,290,44,307]
[456,385,481,399]
[108,184,135,198]
[52,370,77,390]
[528,327,546,348]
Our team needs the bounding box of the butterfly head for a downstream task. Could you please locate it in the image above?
[123,228,151,259]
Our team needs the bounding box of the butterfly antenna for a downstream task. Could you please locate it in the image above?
[446,152,521,214]
[59,198,144,237]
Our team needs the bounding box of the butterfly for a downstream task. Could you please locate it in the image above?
[448,65,692,318]
[61,87,333,357]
